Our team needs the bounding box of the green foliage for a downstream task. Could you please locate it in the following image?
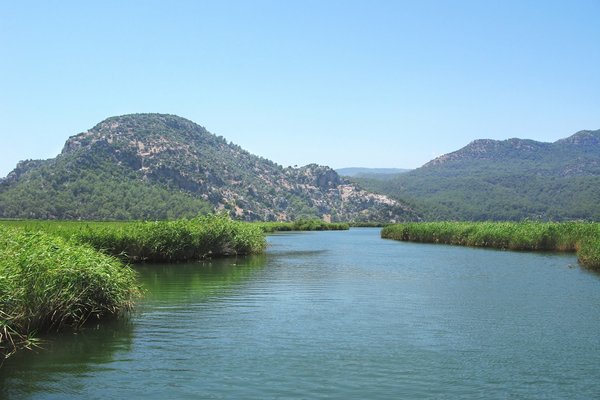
[0,114,414,223]
[0,226,139,358]
[0,215,267,263]
[577,237,600,271]
[354,130,600,221]
[0,215,266,357]
[348,221,391,228]
[357,174,600,222]
[257,219,350,233]
[382,221,600,270]
[0,149,213,220]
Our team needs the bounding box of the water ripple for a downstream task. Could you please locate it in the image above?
[2,229,599,399]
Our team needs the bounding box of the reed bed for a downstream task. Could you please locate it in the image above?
[73,215,266,262]
[381,221,600,270]
[258,220,350,233]
[1,215,266,263]
[348,222,390,228]
[0,215,266,357]
[0,226,139,359]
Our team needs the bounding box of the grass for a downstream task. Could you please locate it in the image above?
[381,221,600,270]
[0,225,140,359]
[257,219,350,233]
[1,214,266,263]
[0,214,267,358]
[72,215,266,262]
[0,217,349,238]
[348,222,391,228]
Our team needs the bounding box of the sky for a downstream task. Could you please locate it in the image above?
[1,0,599,177]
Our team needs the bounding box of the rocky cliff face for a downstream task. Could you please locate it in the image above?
[0,114,418,222]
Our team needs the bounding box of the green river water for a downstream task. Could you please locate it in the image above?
[1,228,599,399]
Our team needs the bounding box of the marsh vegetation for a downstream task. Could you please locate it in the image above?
[1,215,266,263]
[0,226,139,358]
[0,215,356,358]
[0,215,268,358]
[382,221,600,270]
[257,219,349,233]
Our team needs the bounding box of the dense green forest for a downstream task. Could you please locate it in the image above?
[354,130,600,221]
[0,156,213,220]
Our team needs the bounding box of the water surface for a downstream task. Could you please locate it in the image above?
[2,229,600,399]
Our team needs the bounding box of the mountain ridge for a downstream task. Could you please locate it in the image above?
[0,114,417,222]
[353,128,600,221]
[420,130,600,177]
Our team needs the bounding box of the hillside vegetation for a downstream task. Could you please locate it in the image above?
[355,130,600,221]
[0,114,417,223]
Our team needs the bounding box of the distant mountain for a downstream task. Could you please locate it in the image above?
[0,114,418,222]
[336,167,410,180]
[354,129,600,221]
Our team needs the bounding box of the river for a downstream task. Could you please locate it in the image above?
[2,228,600,399]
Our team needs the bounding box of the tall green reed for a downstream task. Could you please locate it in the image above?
[1,214,267,263]
[0,226,139,358]
[381,221,600,270]
[257,219,350,233]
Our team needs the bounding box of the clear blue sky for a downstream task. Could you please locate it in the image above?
[1,0,599,177]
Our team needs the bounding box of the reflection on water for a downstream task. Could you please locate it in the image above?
[0,255,267,399]
[1,229,600,399]
[0,318,134,399]
[135,254,267,304]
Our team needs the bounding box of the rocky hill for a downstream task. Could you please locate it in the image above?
[0,114,417,222]
[354,129,600,221]
[423,130,600,176]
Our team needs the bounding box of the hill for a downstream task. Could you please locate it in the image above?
[0,114,417,222]
[354,129,600,221]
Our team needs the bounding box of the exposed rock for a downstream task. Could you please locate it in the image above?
[0,113,419,222]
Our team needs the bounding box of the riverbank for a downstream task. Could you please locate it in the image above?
[4,228,599,398]
[0,215,268,359]
[1,215,267,263]
[0,226,140,359]
[381,221,600,270]
[0,216,355,359]
[257,220,349,233]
